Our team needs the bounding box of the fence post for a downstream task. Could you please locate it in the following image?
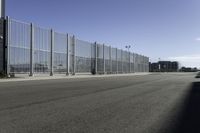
[6,16,10,77]
[110,46,112,74]
[72,35,76,75]
[148,57,150,72]
[95,42,98,74]
[50,29,54,76]
[133,53,135,73]
[129,52,131,73]
[29,23,34,76]
[116,48,118,74]
[103,44,105,74]
[121,49,123,73]
[66,34,70,75]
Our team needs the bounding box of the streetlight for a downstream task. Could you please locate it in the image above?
[125,45,132,73]
[125,45,131,52]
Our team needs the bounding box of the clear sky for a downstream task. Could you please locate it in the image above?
[6,0,200,67]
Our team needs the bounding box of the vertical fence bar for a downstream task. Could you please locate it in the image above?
[116,48,118,74]
[148,57,149,72]
[50,29,54,76]
[95,42,97,74]
[129,51,131,73]
[110,46,112,74]
[66,33,70,75]
[121,49,123,73]
[134,53,135,72]
[103,44,105,74]
[6,16,10,77]
[29,23,34,76]
[72,35,76,75]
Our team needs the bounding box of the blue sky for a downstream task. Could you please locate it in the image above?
[6,0,200,67]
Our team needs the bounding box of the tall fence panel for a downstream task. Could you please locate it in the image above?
[9,19,31,73]
[75,39,92,73]
[54,32,67,73]
[130,53,134,73]
[6,18,149,76]
[134,54,138,72]
[111,48,117,73]
[97,44,104,73]
[117,49,122,73]
[34,26,51,73]
[122,51,129,73]
[104,45,110,73]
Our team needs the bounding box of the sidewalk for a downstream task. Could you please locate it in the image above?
[0,73,150,82]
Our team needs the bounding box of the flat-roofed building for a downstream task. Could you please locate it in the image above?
[150,61,179,72]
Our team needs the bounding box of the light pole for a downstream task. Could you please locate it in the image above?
[125,45,131,52]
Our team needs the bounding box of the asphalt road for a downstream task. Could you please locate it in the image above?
[0,73,199,133]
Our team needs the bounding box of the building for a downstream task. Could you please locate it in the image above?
[180,67,198,72]
[150,61,179,72]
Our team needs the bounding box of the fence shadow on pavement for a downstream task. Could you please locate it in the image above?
[168,82,200,133]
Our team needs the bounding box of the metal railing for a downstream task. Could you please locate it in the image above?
[6,17,149,76]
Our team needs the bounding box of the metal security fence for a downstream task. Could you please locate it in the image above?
[34,25,51,74]
[6,17,149,76]
[54,32,67,73]
[75,39,92,73]
[9,19,31,73]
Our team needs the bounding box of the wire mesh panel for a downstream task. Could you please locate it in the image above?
[145,57,147,72]
[104,45,110,73]
[97,44,104,73]
[141,56,144,72]
[144,56,149,72]
[54,32,67,73]
[144,57,146,72]
[111,48,117,73]
[75,39,92,73]
[9,19,31,73]
[133,53,136,72]
[134,54,138,72]
[142,56,145,72]
[117,49,122,73]
[146,57,149,72]
[7,17,150,76]
[122,51,129,73]
[137,55,141,72]
[140,55,143,72]
[34,26,51,73]
[139,55,142,72]
[130,53,134,73]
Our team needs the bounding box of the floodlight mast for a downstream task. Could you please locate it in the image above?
[0,0,5,18]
